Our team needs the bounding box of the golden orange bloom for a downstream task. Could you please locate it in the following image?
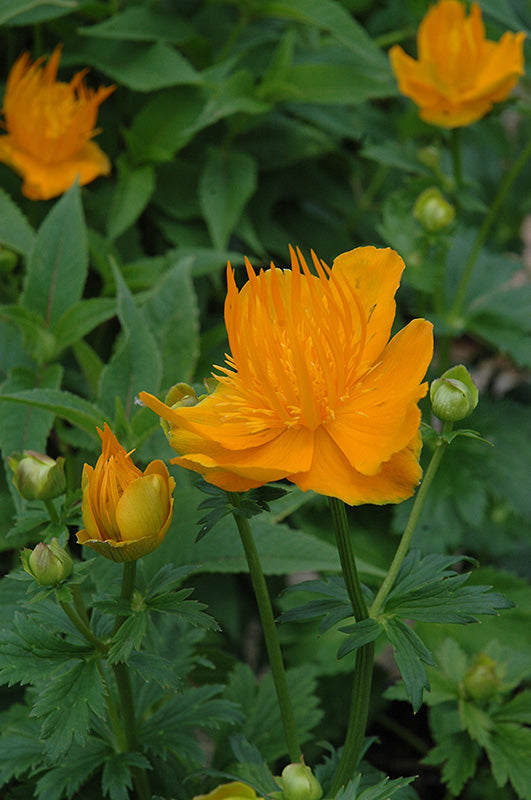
[0,46,114,200]
[389,0,525,128]
[140,247,433,506]
[194,783,262,800]
[76,425,175,562]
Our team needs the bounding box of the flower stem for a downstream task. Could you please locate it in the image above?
[44,498,59,525]
[57,597,107,652]
[450,133,531,319]
[112,561,151,800]
[370,423,452,619]
[228,493,302,763]
[450,128,463,190]
[328,497,373,794]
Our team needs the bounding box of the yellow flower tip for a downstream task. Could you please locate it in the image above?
[389,0,526,128]
[141,246,433,507]
[0,45,115,199]
[76,425,175,562]
[194,782,262,800]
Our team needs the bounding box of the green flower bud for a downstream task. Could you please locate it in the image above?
[277,764,322,800]
[414,187,455,233]
[158,383,200,439]
[9,451,66,501]
[21,538,73,586]
[430,365,478,422]
[463,653,501,702]
[417,146,441,171]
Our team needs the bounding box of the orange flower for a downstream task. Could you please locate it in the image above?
[140,247,433,506]
[389,0,525,128]
[76,425,175,562]
[0,46,114,200]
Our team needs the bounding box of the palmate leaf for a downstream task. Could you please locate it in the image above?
[423,732,480,795]
[34,737,109,800]
[31,659,107,760]
[102,752,152,800]
[0,713,43,788]
[485,723,531,800]
[384,617,434,713]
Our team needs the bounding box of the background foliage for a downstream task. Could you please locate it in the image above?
[0,1,530,799]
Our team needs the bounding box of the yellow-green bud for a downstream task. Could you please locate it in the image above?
[430,365,478,422]
[414,187,455,233]
[21,538,73,586]
[417,146,441,171]
[158,383,199,438]
[463,653,501,702]
[277,764,322,800]
[9,451,66,501]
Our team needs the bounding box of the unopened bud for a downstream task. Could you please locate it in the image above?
[21,538,73,586]
[414,187,455,233]
[277,764,322,800]
[159,383,200,438]
[9,451,66,501]
[430,365,478,422]
[464,653,501,702]
[417,146,441,171]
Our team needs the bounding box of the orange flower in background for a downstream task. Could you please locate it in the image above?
[389,0,525,128]
[77,425,175,562]
[0,46,114,200]
[140,247,433,507]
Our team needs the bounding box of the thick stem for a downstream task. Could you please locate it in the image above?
[370,423,452,619]
[57,598,107,652]
[228,493,302,763]
[44,498,60,525]
[328,497,373,793]
[450,128,463,190]
[450,134,531,319]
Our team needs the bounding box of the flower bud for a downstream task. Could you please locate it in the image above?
[9,451,66,501]
[414,187,455,233]
[417,146,441,171]
[463,653,501,702]
[430,365,478,422]
[159,383,200,438]
[277,764,322,800]
[21,537,73,585]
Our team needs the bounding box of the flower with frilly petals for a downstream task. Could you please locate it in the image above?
[140,246,433,507]
[0,45,114,199]
[389,0,525,128]
[76,425,175,562]
[194,783,262,800]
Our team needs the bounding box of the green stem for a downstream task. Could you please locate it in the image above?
[228,493,301,763]
[328,498,373,794]
[44,498,60,525]
[57,598,107,652]
[450,133,531,319]
[112,561,151,800]
[450,128,463,190]
[370,422,452,619]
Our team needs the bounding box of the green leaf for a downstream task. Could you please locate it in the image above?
[259,0,388,68]
[125,87,205,164]
[385,617,434,712]
[0,187,35,255]
[458,699,493,746]
[0,305,52,365]
[128,651,183,691]
[106,161,156,241]
[494,690,531,725]
[0,0,79,26]
[107,613,148,664]
[277,55,395,104]
[0,387,107,440]
[467,285,531,368]
[0,715,43,787]
[32,659,107,759]
[357,776,416,800]
[337,618,382,659]
[424,732,480,795]
[199,149,258,250]
[52,297,116,353]
[34,737,108,800]
[98,261,162,418]
[22,182,88,329]
[68,38,201,92]
[102,752,151,800]
[78,6,194,44]
[485,723,531,799]
[142,257,200,389]
[225,664,322,760]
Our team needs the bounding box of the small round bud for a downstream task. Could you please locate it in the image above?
[417,146,441,171]
[414,187,455,233]
[430,365,478,422]
[9,451,66,501]
[278,764,322,800]
[463,653,501,702]
[21,538,73,586]
[158,383,199,438]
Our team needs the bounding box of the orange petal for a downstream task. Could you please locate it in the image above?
[290,427,422,506]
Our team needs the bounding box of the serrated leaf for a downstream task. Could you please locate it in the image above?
[424,732,480,795]
[98,261,162,418]
[0,716,43,787]
[459,699,493,746]
[494,690,531,725]
[102,752,151,800]
[385,618,434,712]
[337,618,382,659]
[128,651,183,690]
[358,775,416,800]
[108,613,148,664]
[34,737,108,800]
[485,723,531,799]
[22,182,87,329]
[31,659,107,759]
